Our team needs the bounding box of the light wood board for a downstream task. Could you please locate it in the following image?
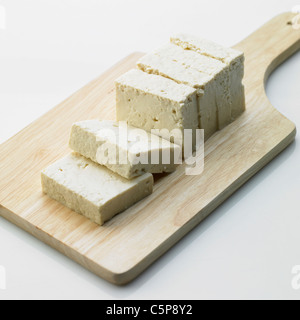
[0,13,299,285]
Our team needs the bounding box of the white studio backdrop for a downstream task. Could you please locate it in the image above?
[0,0,300,299]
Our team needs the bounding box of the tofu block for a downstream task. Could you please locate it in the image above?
[171,34,245,119]
[116,69,198,147]
[137,53,217,139]
[41,153,154,226]
[150,43,227,75]
[138,44,232,131]
[69,120,182,179]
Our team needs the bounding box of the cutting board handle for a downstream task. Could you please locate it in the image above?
[234,12,300,85]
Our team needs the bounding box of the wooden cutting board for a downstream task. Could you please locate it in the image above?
[0,13,299,285]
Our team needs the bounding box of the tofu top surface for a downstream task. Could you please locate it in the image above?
[138,52,212,92]
[42,153,153,206]
[149,43,226,77]
[115,69,197,103]
[171,34,244,65]
[73,120,181,154]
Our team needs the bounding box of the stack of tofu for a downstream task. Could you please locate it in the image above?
[42,120,181,225]
[41,34,245,226]
[116,34,245,142]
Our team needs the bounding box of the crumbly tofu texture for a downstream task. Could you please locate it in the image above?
[69,120,182,179]
[116,69,198,147]
[41,153,154,226]
[171,34,245,119]
[137,53,217,139]
[171,34,243,64]
[137,45,234,137]
[151,44,231,129]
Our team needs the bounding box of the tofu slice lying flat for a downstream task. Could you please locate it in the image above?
[171,34,245,119]
[138,44,232,131]
[69,120,182,179]
[116,69,198,147]
[41,153,154,226]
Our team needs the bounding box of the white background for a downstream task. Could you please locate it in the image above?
[0,0,299,300]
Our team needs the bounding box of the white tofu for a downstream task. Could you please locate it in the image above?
[137,53,218,140]
[151,43,227,78]
[115,69,198,147]
[69,120,181,179]
[171,34,244,65]
[171,34,245,119]
[138,44,232,131]
[41,153,154,226]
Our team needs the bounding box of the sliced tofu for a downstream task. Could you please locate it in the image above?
[41,153,154,226]
[171,34,245,119]
[171,33,244,65]
[69,120,182,179]
[116,69,198,147]
[151,43,227,78]
[137,53,218,140]
[138,44,232,131]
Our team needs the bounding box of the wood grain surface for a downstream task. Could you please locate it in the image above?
[0,13,299,285]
